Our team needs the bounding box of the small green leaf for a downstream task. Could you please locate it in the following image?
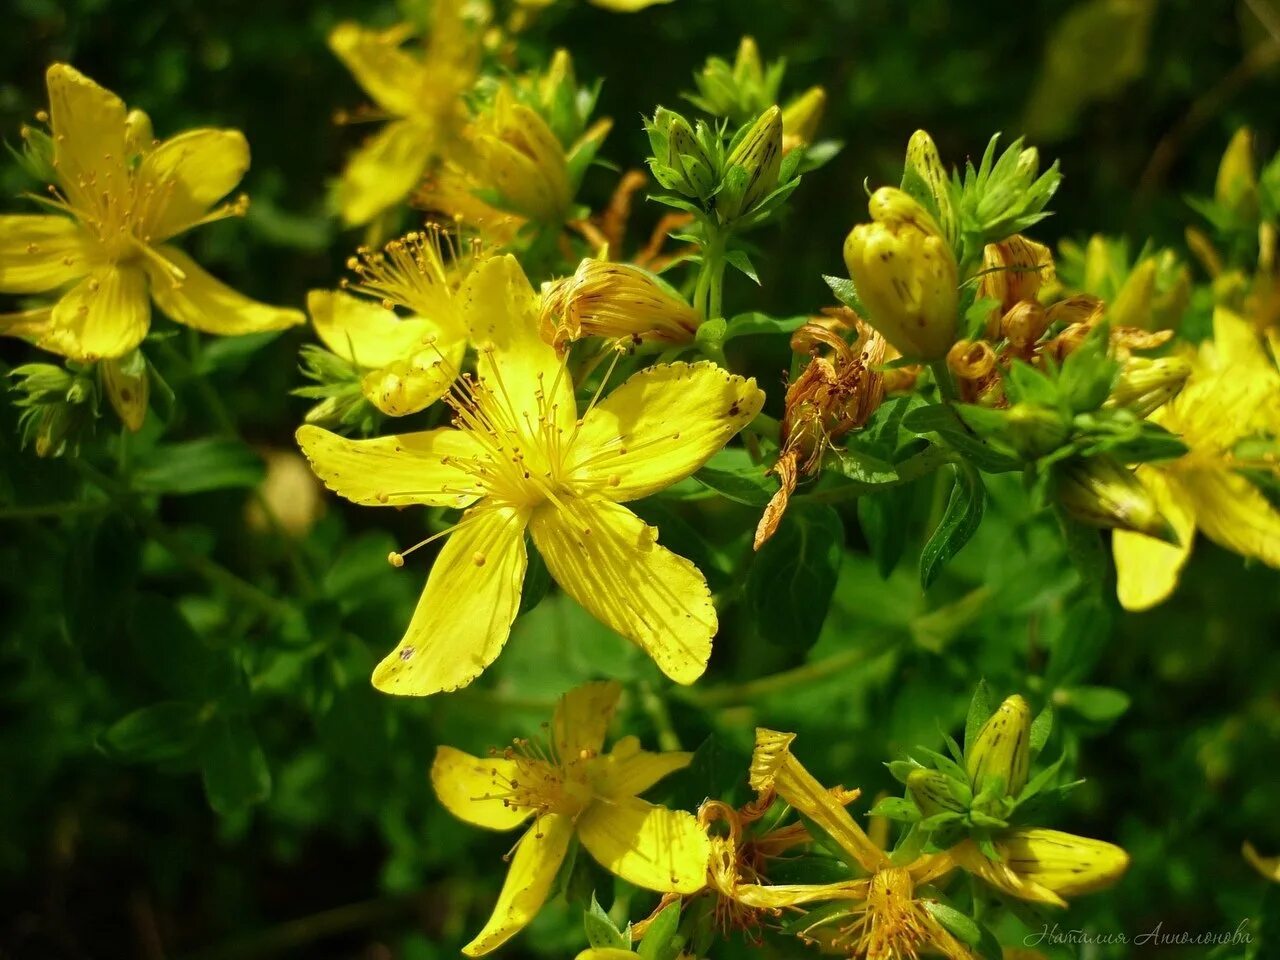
[921,900,983,947]
[867,797,921,822]
[637,901,682,960]
[201,715,272,815]
[723,311,807,340]
[100,701,206,763]
[747,503,844,649]
[723,248,760,284]
[964,679,993,755]
[585,893,631,950]
[692,463,773,506]
[133,438,264,494]
[1059,685,1131,723]
[919,464,986,589]
[1029,703,1054,753]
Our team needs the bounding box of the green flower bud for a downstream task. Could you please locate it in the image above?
[646,108,716,199]
[906,769,970,816]
[716,106,783,221]
[843,187,958,361]
[966,694,1032,797]
[1053,456,1179,543]
[781,86,826,148]
[1105,356,1192,418]
[1003,403,1071,459]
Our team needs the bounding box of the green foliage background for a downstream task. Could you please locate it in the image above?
[2,0,1280,957]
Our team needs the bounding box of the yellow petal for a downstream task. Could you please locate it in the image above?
[551,680,621,759]
[529,497,714,685]
[576,951,639,960]
[145,245,304,335]
[463,813,574,956]
[296,423,483,508]
[336,118,435,226]
[464,255,577,436]
[577,795,708,893]
[1113,466,1195,611]
[569,361,765,502]
[0,306,54,343]
[0,215,92,293]
[137,129,250,241]
[1244,841,1280,883]
[430,745,536,831]
[1183,465,1280,568]
[47,265,150,361]
[1207,306,1275,375]
[310,289,438,369]
[595,736,692,799]
[328,22,427,119]
[45,64,128,214]
[949,839,1066,907]
[588,0,675,9]
[993,828,1130,899]
[373,504,529,696]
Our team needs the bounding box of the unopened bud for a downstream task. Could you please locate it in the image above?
[1215,127,1258,223]
[843,187,958,361]
[717,106,783,221]
[978,234,1055,333]
[902,129,957,249]
[1000,301,1050,351]
[781,86,826,149]
[1105,356,1192,418]
[907,769,969,816]
[1054,456,1179,543]
[993,828,1130,898]
[1002,404,1070,460]
[1108,259,1156,331]
[966,694,1032,797]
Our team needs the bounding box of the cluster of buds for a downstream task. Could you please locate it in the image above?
[10,362,100,457]
[754,310,887,548]
[684,36,827,151]
[954,134,1062,265]
[843,187,959,362]
[1060,234,1192,333]
[539,258,702,352]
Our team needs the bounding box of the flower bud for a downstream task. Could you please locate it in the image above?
[1108,258,1157,331]
[1053,456,1179,543]
[978,234,1055,334]
[717,106,783,221]
[781,86,826,150]
[471,86,571,223]
[902,129,958,250]
[906,769,969,816]
[1000,301,1050,352]
[843,187,958,361]
[1105,356,1192,418]
[648,108,716,199]
[1215,127,1258,224]
[1002,404,1070,460]
[101,350,149,433]
[539,259,702,350]
[993,828,1130,898]
[966,694,1032,797]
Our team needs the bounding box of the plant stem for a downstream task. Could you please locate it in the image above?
[929,359,959,404]
[0,501,106,521]
[674,643,887,708]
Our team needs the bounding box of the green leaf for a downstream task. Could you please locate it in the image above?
[823,274,864,313]
[100,701,206,763]
[921,900,983,947]
[692,462,774,506]
[857,485,913,577]
[130,593,235,698]
[585,893,631,950]
[723,248,760,284]
[723,311,807,340]
[133,438,264,494]
[919,464,986,589]
[201,715,272,815]
[902,404,1021,473]
[747,503,844,648]
[964,679,993,755]
[867,796,921,822]
[636,901,682,960]
[1029,703,1054,753]
[1059,685,1131,723]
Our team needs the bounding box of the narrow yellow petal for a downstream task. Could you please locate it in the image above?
[137,128,250,241]
[595,737,692,799]
[1183,466,1280,568]
[296,423,483,508]
[529,497,714,685]
[569,361,765,502]
[577,795,709,893]
[1244,841,1280,883]
[464,255,577,435]
[45,64,128,215]
[335,119,434,226]
[950,839,1066,907]
[1113,466,1195,611]
[145,245,304,335]
[373,505,529,696]
[430,745,536,831]
[48,265,150,362]
[0,215,92,294]
[463,813,575,956]
[588,0,675,10]
[551,680,621,759]
[328,22,428,119]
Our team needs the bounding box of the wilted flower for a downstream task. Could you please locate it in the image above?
[540,258,702,351]
[1053,455,1178,543]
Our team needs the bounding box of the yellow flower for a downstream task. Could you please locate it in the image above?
[431,681,709,955]
[0,64,303,364]
[1113,308,1280,610]
[296,254,764,696]
[748,729,975,960]
[951,829,1129,907]
[308,226,476,417]
[539,258,702,351]
[468,85,576,224]
[329,2,480,225]
[1244,841,1280,883]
